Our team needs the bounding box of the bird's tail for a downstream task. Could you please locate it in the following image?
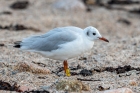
[13,41,21,48]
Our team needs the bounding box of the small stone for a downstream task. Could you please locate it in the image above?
[98,88,133,93]
[10,1,29,9]
[56,79,90,92]
[53,0,86,11]
[118,18,131,25]
[77,64,82,69]
[129,80,137,86]
[79,57,87,60]
[98,86,110,91]
[40,86,49,90]
[18,85,33,92]
[132,43,137,45]
[13,24,27,30]
[98,86,105,91]
[1,11,12,15]
[14,62,50,74]
[11,71,18,75]
[0,62,5,68]
[0,90,11,93]
[0,43,4,46]
[81,83,90,91]
[79,69,92,76]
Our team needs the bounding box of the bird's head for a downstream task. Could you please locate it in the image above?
[84,26,109,42]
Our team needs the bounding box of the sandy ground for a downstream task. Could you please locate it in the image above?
[0,0,140,93]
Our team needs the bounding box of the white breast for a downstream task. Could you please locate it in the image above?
[37,30,94,61]
[39,34,94,61]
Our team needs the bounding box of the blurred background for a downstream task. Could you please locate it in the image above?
[0,0,140,62]
[0,0,139,36]
[0,0,140,92]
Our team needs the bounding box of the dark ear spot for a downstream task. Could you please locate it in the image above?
[87,31,89,36]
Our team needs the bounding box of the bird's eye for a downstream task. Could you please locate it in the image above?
[93,33,96,35]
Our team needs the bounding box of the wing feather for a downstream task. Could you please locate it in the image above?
[20,26,82,51]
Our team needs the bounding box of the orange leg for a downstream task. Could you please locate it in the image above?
[63,60,71,76]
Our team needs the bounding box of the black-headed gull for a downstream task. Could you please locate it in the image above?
[14,26,109,76]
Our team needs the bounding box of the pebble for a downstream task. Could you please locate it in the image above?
[98,88,133,93]
[79,69,93,76]
[40,86,49,91]
[0,43,4,46]
[10,1,29,9]
[56,79,90,92]
[53,0,86,11]
[14,62,50,74]
[129,79,137,86]
[11,71,18,75]
[18,85,33,92]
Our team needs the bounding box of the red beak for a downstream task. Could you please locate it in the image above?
[99,37,109,42]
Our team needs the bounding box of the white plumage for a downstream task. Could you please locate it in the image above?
[14,26,108,61]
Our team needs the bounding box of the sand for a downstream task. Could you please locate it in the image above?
[0,0,140,93]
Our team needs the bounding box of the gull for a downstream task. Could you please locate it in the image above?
[14,26,109,76]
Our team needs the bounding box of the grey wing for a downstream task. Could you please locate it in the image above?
[40,26,83,38]
[21,30,77,51]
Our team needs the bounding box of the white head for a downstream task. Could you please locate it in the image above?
[84,26,109,42]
